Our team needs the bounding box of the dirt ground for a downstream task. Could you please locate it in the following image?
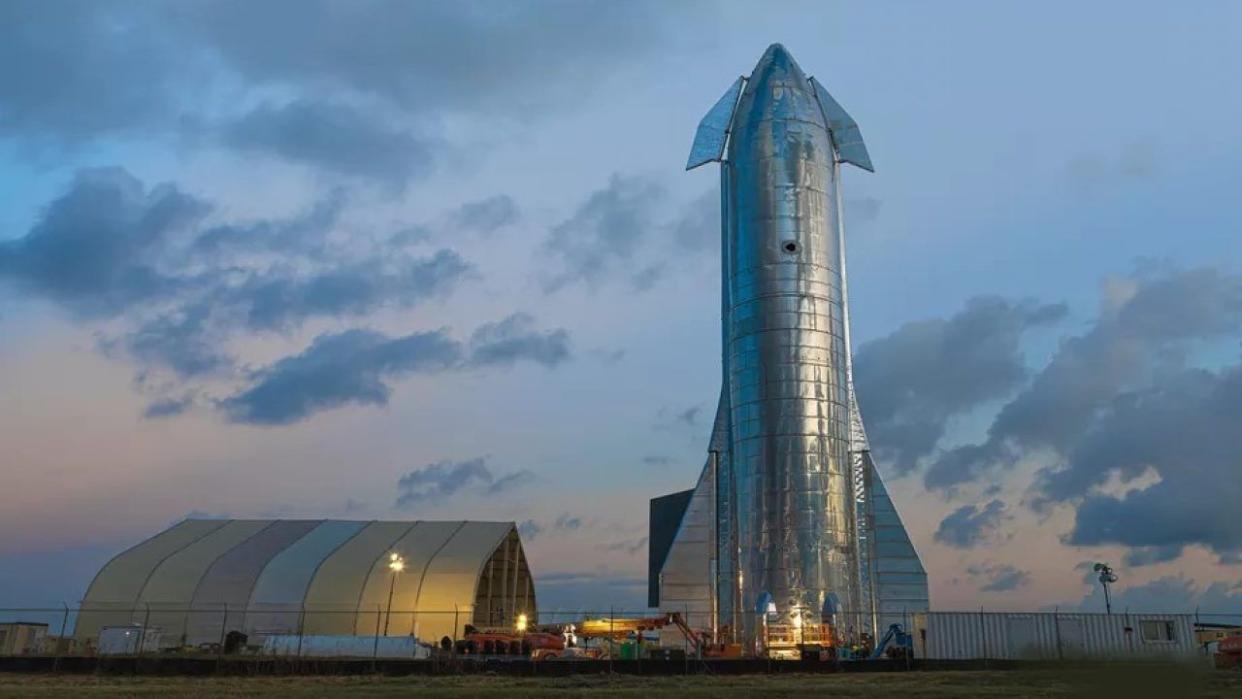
[1,666,1239,699]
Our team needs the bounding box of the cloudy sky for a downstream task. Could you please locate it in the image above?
[2,1,1239,616]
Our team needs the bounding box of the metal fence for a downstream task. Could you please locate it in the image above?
[0,605,1238,662]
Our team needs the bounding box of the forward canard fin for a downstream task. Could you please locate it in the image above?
[686,76,746,170]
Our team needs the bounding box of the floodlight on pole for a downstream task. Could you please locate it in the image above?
[384,552,405,635]
[1092,562,1117,614]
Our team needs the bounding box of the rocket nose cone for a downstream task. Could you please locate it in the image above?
[738,43,823,128]
[751,42,805,80]
[762,43,790,61]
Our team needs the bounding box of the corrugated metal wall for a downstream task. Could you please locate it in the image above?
[913,611,1198,659]
[655,460,716,632]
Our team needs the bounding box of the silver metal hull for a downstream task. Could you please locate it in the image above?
[652,44,928,649]
[725,46,857,639]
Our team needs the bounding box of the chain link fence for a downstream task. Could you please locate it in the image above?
[0,605,1238,665]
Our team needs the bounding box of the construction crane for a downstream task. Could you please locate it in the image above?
[868,623,913,660]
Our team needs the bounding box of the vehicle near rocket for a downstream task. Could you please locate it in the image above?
[648,44,928,651]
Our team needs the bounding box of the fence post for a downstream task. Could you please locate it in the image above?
[372,604,381,672]
[1125,609,1134,657]
[978,607,987,664]
[138,603,151,660]
[637,609,642,676]
[1053,607,1063,660]
[295,604,306,660]
[684,604,689,675]
[53,602,69,671]
[219,604,230,659]
[903,608,911,670]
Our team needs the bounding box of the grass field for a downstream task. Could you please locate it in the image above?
[1,667,1239,699]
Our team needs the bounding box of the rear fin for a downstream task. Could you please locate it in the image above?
[809,77,875,172]
[865,452,930,628]
[686,76,746,170]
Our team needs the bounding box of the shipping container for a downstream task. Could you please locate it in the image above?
[97,626,164,655]
[260,634,431,659]
[911,611,1197,660]
[0,622,47,655]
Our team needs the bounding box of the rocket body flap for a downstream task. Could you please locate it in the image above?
[686,76,746,170]
[809,77,874,172]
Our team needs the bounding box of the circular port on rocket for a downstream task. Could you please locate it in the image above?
[782,240,798,254]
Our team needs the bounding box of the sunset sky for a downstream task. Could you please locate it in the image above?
[1,1,1239,617]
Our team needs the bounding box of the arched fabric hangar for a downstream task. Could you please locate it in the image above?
[74,519,537,648]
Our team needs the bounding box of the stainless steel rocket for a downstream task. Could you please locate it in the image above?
[649,44,928,650]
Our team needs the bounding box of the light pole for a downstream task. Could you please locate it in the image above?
[384,552,405,635]
[1093,562,1117,614]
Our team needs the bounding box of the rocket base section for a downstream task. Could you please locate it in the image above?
[861,450,930,632]
[648,458,716,631]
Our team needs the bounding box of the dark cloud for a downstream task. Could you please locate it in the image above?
[854,296,1066,474]
[604,537,649,555]
[222,314,570,425]
[968,564,1031,592]
[541,174,665,292]
[934,499,1011,549]
[671,189,718,251]
[846,196,882,223]
[395,457,490,505]
[222,329,462,425]
[0,3,191,143]
[517,519,543,541]
[143,396,194,420]
[920,268,1242,561]
[450,195,520,235]
[116,303,233,377]
[630,264,666,292]
[222,100,435,186]
[1049,363,1242,561]
[514,514,583,542]
[394,457,533,508]
[656,405,702,431]
[190,188,346,257]
[0,2,672,168]
[930,268,1242,490]
[1072,575,1242,618]
[4,168,486,404]
[1123,545,1185,568]
[236,249,471,332]
[554,514,583,531]
[486,469,536,494]
[0,168,209,317]
[469,313,571,368]
[170,1,666,115]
